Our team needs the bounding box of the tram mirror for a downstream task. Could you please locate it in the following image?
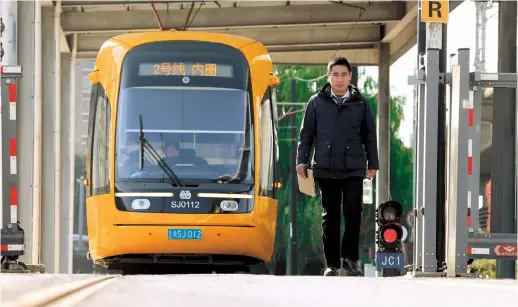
[268,74,280,87]
[88,70,100,84]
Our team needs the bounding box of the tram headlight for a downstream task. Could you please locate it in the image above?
[131,199,150,210]
[220,200,239,212]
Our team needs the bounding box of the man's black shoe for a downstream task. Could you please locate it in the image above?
[343,259,362,276]
[323,267,339,276]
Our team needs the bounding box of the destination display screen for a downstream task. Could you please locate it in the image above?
[138,62,233,78]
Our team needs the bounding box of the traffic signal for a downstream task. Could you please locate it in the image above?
[375,200,404,276]
[375,200,403,251]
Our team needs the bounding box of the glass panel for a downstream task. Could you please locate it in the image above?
[115,86,253,184]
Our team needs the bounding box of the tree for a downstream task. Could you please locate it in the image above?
[268,65,414,275]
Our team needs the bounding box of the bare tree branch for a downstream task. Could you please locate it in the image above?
[279,108,305,121]
[280,106,294,119]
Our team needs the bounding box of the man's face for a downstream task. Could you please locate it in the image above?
[327,64,351,94]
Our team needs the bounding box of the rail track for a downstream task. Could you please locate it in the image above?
[3,275,119,307]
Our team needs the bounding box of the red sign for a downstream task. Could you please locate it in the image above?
[493,244,518,257]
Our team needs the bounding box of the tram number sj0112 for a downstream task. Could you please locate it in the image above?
[171,200,200,209]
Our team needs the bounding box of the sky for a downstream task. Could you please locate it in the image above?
[359,1,500,147]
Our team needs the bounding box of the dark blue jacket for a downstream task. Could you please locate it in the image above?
[296,83,379,179]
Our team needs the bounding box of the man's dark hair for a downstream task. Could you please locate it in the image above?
[327,56,352,73]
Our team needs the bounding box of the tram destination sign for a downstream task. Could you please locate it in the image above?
[139,62,233,78]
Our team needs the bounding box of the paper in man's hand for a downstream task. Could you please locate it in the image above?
[297,169,316,197]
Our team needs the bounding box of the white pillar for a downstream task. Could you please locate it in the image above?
[376,43,391,204]
[53,0,62,274]
[32,0,43,267]
[67,33,77,274]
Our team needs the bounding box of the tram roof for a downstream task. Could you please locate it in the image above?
[51,0,461,66]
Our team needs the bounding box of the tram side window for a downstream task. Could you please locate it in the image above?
[91,85,111,195]
[270,86,279,198]
[259,87,274,197]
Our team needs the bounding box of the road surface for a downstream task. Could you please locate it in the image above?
[1,274,517,306]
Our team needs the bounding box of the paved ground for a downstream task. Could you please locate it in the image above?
[1,274,517,306]
[0,273,96,302]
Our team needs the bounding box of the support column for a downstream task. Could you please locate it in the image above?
[421,49,439,272]
[287,79,298,275]
[491,0,517,279]
[375,43,390,275]
[413,3,427,270]
[53,0,62,273]
[67,34,78,273]
[41,5,57,273]
[60,54,72,274]
[436,21,447,270]
[31,0,42,267]
[15,0,36,266]
[376,43,390,213]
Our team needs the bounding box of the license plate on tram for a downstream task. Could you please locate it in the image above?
[168,228,202,240]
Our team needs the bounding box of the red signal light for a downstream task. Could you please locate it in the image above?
[383,228,398,243]
[378,224,403,248]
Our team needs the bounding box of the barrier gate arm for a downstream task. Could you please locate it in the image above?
[408,48,518,278]
[0,65,29,273]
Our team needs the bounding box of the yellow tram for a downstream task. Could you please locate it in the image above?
[84,31,280,273]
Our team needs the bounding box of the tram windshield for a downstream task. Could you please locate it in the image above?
[115,86,254,185]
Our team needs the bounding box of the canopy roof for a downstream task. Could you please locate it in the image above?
[47,0,461,65]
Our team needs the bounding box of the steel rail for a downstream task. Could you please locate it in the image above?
[3,275,120,307]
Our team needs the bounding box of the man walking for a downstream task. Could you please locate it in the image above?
[296,57,379,276]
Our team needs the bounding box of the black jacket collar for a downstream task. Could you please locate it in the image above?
[318,83,361,101]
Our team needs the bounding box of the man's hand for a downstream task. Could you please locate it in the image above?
[367,169,377,179]
[296,163,308,178]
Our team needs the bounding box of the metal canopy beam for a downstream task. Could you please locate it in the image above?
[59,1,466,66]
[58,1,458,66]
[74,24,381,53]
[382,1,417,42]
[62,2,405,33]
[75,47,379,66]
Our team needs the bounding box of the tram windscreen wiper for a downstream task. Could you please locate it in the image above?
[138,114,183,187]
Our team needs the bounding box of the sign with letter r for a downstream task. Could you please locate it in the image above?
[421,0,449,23]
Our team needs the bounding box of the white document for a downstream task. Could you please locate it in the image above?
[297,169,316,197]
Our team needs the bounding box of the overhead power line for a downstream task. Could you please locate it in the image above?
[291,0,375,83]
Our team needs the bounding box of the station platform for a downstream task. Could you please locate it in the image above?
[1,273,517,307]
